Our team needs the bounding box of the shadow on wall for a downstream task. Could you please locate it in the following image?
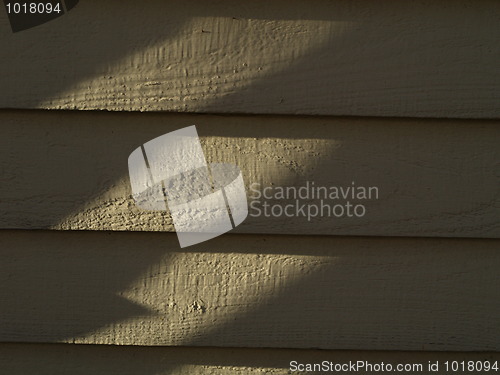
[0,231,164,341]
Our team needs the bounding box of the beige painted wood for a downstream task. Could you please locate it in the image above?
[2,344,500,375]
[2,230,500,351]
[1,110,498,238]
[1,0,499,118]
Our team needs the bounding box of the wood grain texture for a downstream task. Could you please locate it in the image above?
[0,110,498,238]
[1,0,499,118]
[2,343,500,375]
[2,230,500,351]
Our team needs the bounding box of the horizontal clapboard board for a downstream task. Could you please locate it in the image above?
[0,110,498,238]
[1,230,500,351]
[0,0,499,118]
[2,344,500,375]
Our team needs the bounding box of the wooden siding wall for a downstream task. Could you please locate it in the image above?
[1,0,499,373]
